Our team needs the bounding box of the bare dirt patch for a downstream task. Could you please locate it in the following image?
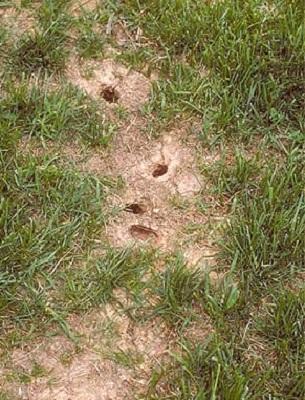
[183,312,214,343]
[1,307,173,400]
[70,0,99,16]
[1,6,36,36]
[21,62,212,261]
[183,243,220,270]
[102,130,205,251]
[66,58,151,112]
[17,92,223,265]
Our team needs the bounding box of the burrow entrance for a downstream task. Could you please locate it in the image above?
[152,164,168,177]
[100,85,119,103]
[129,225,158,241]
[124,203,147,215]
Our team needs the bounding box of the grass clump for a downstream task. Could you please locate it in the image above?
[1,80,115,145]
[202,150,259,198]
[0,26,8,50]
[151,256,205,326]
[76,27,105,60]
[223,150,305,296]
[148,336,249,399]
[74,9,107,59]
[261,289,305,361]
[9,0,72,75]
[63,249,152,312]
[253,288,305,398]
[0,129,114,340]
[0,392,15,400]
[74,1,121,59]
[11,30,68,75]
[147,285,305,399]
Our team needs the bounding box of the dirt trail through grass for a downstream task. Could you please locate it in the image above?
[0,55,210,400]
[1,1,304,399]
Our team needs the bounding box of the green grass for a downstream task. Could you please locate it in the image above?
[0,137,112,342]
[0,123,123,344]
[62,248,153,312]
[1,80,116,145]
[148,336,249,400]
[1,1,305,398]
[223,149,305,297]
[7,0,72,75]
[260,289,305,361]
[104,347,144,369]
[147,146,304,398]
[10,30,68,75]
[202,150,259,198]
[118,0,305,136]
[0,26,8,49]
[150,255,205,326]
[74,7,108,59]
[0,393,15,400]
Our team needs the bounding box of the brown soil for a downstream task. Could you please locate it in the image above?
[5,56,223,400]
[70,0,100,15]
[66,58,151,112]
[64,58,221,254]
[0,5,36,35]
[1,307,173,400]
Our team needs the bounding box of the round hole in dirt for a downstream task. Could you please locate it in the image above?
[100,85,119,103]
[129,225,158,241]
[152,164,168,178]
[124,203,146,215]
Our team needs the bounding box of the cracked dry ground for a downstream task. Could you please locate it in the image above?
[0,58,222,400]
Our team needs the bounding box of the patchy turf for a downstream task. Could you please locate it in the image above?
[0,0,304,399]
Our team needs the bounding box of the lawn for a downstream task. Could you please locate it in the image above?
[0,0,304,399]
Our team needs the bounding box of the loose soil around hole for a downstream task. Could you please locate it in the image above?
[4,46,225,400]
[59,67,210,253]
[103,130,205,250]
[66,58,151,112]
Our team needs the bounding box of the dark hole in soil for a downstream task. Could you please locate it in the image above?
[129,225,158,241]
[124,203,146,215]
[152,164,168,177]
[100,86,119,103]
